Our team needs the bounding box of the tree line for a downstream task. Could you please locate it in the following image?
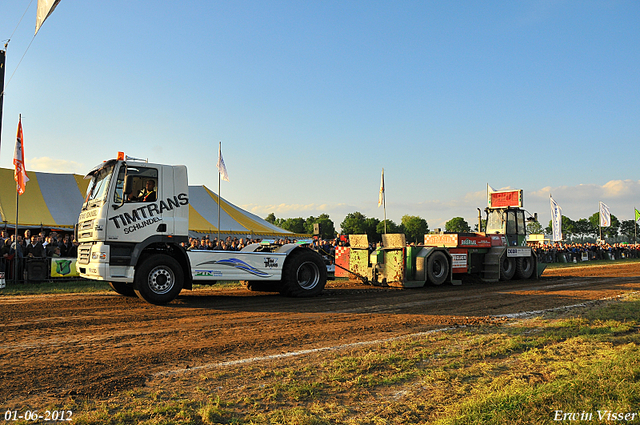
[540,212,640,242]
[266,212,479,243]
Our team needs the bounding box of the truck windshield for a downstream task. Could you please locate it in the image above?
[84,164,114,209]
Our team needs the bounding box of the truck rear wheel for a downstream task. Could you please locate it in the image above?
[427,251,449,285]
[109,281,136,297]
[500,257,516,281]
[280,249,327,297]
[515,256,534,279]
[134,255,183,305]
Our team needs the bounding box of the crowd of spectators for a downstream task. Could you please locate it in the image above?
[181,235,262,251]
[181,235,341,259]
[533,242,640,263]
[0,228,80,281]
[0,228,79,261]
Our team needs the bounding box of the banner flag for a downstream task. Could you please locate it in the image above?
[13,117,29,195]
[635,208,640,223]
[599,202,611,227]
[550,195,562,242]
[217,142,229,182]
[35,0,61,35]
[378,168,385,207]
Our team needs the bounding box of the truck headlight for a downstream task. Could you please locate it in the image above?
[92,251,108,261]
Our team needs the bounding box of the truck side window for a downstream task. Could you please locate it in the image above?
[120,167,158,203]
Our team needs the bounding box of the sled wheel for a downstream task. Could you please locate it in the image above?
[427,251,449,285]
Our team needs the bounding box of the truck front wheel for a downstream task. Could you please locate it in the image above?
[280,249,327,297]
[134,255,183,305]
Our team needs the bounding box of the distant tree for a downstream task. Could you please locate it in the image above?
[376,219,400,236]
[619,219,638,243]
[304,214,336,239]
[474,219,487,232]
[445,217,470,233]
[526,221,543,235]
[401,215,429,243]
[364,217,381,242]
[546,216,575,240]
[278,217,306,234]
[573,218,595,241]
[265,213,276,224]
[340,212,368,235]
[588,212,620,240]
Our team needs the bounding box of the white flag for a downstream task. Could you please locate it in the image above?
[35,0,61,35]
[599,202,611,227]
[217,142,229,182]
[549,195,562,242]
[378,168,384,207]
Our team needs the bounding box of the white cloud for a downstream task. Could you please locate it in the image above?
[27,157,85,175]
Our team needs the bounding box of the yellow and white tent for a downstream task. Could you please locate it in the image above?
[187,185,302,237]
[0,168,299,237]
[0,167,89,229]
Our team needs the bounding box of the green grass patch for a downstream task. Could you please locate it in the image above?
[0,280,244,296]
[0,279,111,295]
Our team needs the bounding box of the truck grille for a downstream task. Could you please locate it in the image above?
[78,244,91,264]
[78,220,94,240]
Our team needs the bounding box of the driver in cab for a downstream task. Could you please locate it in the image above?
[128,180,157,202]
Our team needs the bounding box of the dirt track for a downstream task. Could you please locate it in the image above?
[2,262,640,407]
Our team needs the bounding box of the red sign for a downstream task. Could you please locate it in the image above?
[490,190,522,208]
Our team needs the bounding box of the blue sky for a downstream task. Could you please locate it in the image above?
[1,1,639,232]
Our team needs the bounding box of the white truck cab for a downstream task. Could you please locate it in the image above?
[77,154,326,304]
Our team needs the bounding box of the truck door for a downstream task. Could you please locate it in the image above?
[108,165,162,243]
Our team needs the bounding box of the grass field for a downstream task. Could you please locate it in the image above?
[3,261,640,424]
[33,291,640,425]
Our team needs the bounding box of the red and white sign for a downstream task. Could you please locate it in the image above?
[489,189,523,208]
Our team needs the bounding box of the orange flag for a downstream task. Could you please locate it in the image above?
[14,117,29,195]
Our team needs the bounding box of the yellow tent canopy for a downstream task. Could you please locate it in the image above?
[0,167,303,237]
[0,168,88,229]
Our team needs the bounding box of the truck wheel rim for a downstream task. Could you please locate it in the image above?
[297,261,320,290]
[432,259,445,278]
[148,266,174,295]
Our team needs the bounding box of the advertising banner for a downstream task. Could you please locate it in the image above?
[50,258,80,278]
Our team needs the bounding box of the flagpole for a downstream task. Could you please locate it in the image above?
[0,47,6,154]
[383,186,387,234]
[14,179,19,284]
[217,142,221,243]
